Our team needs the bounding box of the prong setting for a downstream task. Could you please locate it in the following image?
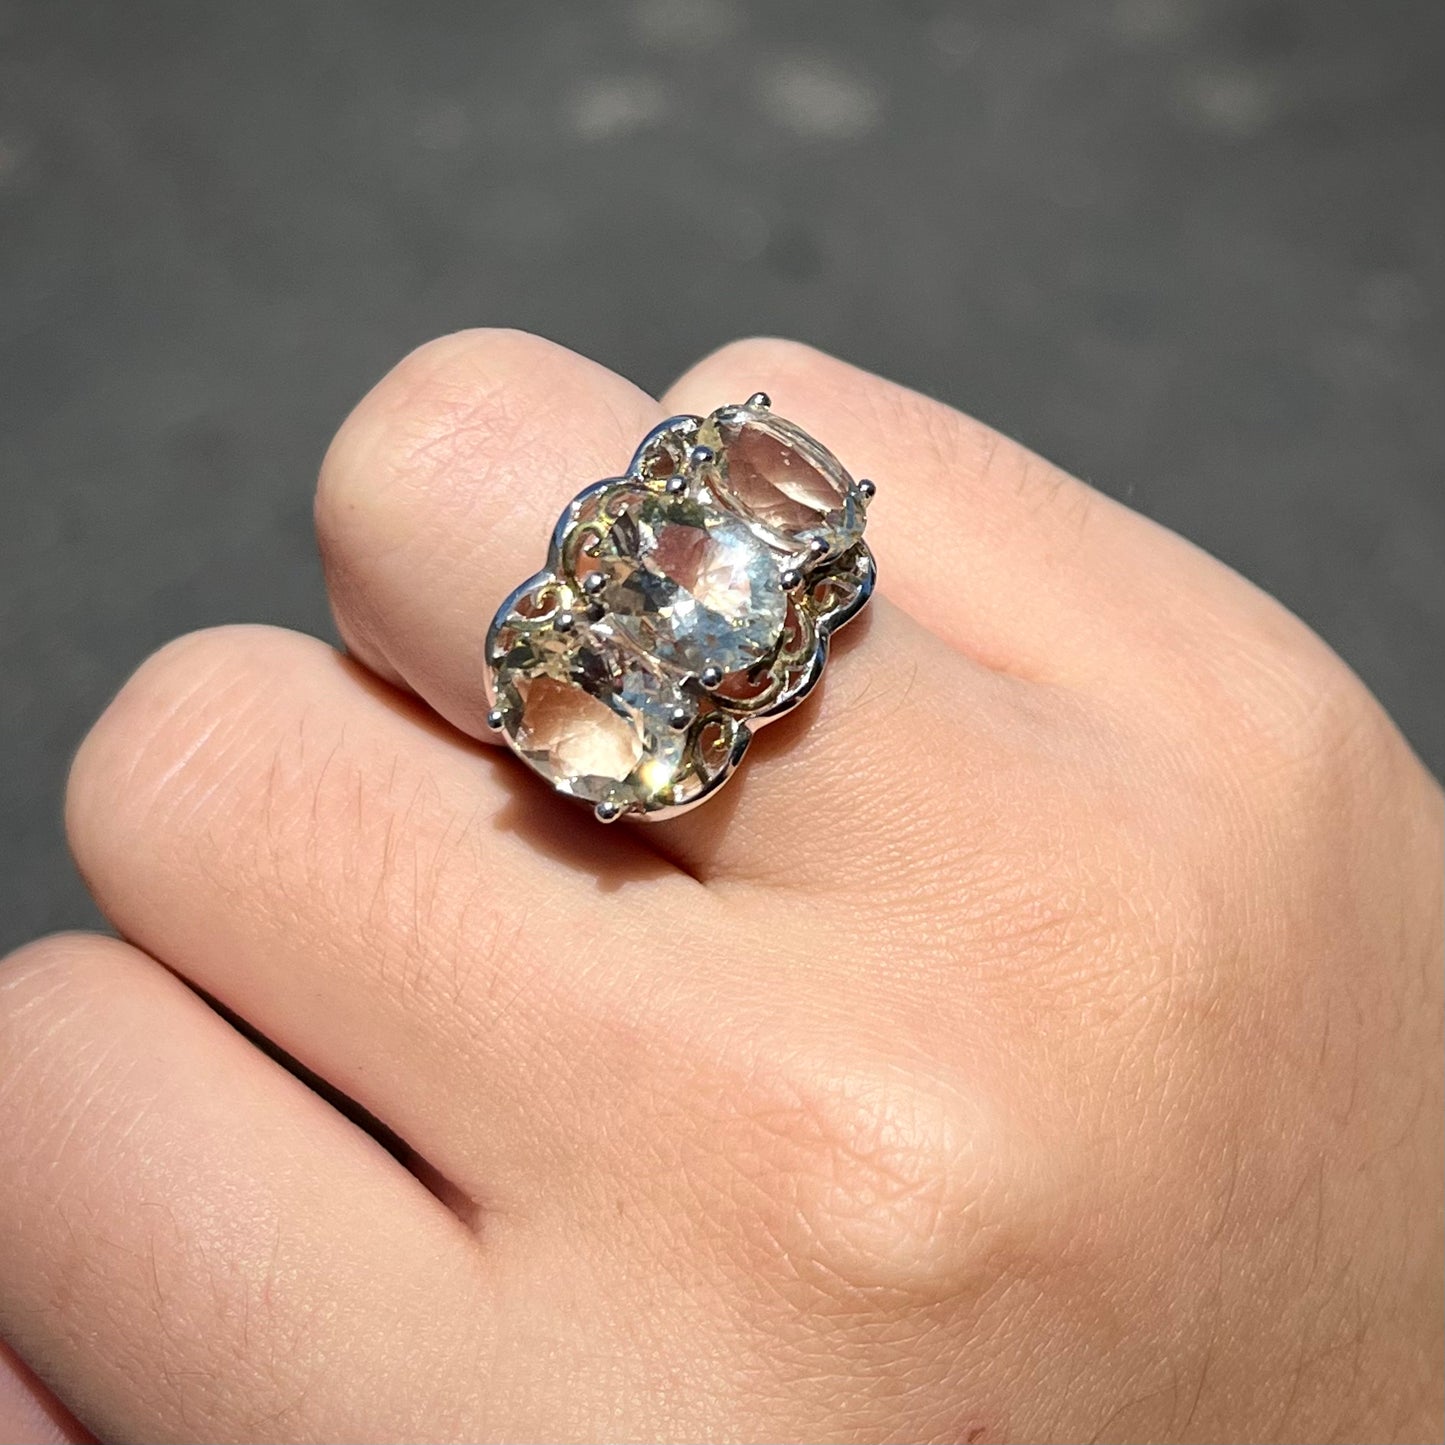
[485,395,874,822]
[858,477,877,500]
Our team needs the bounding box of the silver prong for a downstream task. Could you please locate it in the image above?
[746,391,771,409]
[581,570,606,595]
[688,444,714,468]
[807,536,829,559]
[779,567,803,590]
[594,799,625,824]
[667,704,691,731]
[699,664,724,690]
[584,601,605,623]
[665,472,688,495]
[857,477,877,500]
[553,609,575,633]
[485,707,506,732]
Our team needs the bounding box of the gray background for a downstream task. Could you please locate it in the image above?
[2,0,1441,952]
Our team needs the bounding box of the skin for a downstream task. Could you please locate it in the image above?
[0,331,1440,1444]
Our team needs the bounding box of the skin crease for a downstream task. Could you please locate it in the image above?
[0,332,1439,1444]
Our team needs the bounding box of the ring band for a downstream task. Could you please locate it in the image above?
[484,394,875,821]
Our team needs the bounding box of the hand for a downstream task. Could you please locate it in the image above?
[2,333,1439,1444]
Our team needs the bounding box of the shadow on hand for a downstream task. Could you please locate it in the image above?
[487,760,678,892]
[335,652,677,892]
[638,605,878,880]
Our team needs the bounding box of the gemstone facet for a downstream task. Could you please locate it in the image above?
[593,492,786,677]
[706,408,865,558]
[493,625,689,807]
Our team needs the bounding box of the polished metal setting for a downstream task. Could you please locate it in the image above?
[483,397,876,821]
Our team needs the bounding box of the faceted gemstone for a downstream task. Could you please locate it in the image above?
[493,627,688,807]
[593,493,786,677]
[708,409,865,557]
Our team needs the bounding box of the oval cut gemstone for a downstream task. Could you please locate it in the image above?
[493,628,687,808]
[593,493,786,677]
[707,409,864,556]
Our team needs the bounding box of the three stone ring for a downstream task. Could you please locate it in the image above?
[483,395,876,821]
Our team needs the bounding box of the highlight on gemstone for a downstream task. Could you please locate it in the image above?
[591,492,787,678]
[484,398,875,820]
[491,623,690,809]
[700,404,865,559]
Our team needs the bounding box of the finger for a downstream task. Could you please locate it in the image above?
[662,338,1284,688]
[317,327,665,738]
[646,594,1038,882]
[65,624,703,1199]
[315,329,1007,881]
[0,933,489,1444]
[0,1343,91,1445]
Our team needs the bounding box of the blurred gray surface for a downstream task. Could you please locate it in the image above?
[1,0,1442,950]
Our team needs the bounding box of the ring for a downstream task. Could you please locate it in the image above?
[484,394,876,822]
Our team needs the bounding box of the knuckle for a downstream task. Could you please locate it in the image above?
[317,333,485,558]
[0,931,124,1021]
[1208,622,1388,799]
[315,327,600,562]
[0,934,141,1120]
[0,946,330,1438]
[317,330,502,499]
[65,626,314,874]
[60,620,531,1019]
[682,335,832,398]
[694,1047,1044,1303]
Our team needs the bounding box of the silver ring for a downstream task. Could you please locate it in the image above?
[484,394,875,822]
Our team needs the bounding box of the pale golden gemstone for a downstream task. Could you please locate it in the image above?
[708,409,864,556]
[595,493,786,677]
[494,629,688,807]
[514,674,644,784]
